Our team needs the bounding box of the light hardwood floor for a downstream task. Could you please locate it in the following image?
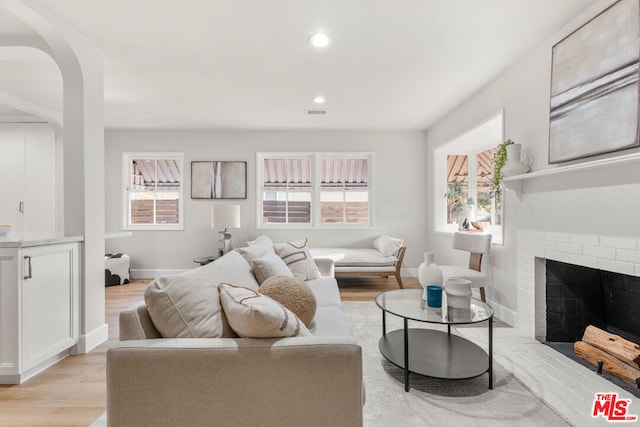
[0,276,419,426]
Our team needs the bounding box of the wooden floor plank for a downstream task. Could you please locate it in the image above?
[0,276,419,426]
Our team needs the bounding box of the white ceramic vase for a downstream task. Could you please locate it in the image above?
[418,252,443,300]
[457,204,475,231]
[501,143,530,177]
[444,278,472,309]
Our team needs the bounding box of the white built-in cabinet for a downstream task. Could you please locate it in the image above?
[0,123,57,234]
[0,239,80,384]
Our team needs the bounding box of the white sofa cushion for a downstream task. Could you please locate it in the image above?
[219,283,311,338]
[305,276,343,307]
[307,305,353,337]
[250,253,293,284]
[144,251,257,338]
[274,238,321,281]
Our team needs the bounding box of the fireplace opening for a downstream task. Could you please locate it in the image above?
[545,259,640,396]
[545,260,640,344]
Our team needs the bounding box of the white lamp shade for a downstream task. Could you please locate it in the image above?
[211,204,241,229]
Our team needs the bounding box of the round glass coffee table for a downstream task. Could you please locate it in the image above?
[375,288,493,392]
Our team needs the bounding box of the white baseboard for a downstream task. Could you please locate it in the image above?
[131,269,189,279]
[73,323,108,354]
[402,268,418,277]
[486,299,516,326]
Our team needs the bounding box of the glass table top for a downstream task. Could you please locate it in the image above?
[375,289,493,325]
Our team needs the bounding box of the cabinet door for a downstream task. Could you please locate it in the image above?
[21,243,79,371]
[0,124,24,231]
[23,124,56,233]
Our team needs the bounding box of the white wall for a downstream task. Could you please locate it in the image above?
[105,130,428,274]
[425,0,640,324]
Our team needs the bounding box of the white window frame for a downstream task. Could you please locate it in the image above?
[256,152,375,229]
[122,152,184,231]
[434,111,504,244]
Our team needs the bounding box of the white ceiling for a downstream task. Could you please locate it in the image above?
[0,0,601,130]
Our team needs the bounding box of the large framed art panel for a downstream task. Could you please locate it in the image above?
[191,161,247,199]
[549,0,640,163]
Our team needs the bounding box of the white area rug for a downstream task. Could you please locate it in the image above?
[343,301,570,426]
[92,301,569,426]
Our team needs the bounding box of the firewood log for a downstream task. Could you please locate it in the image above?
[574,341,640,386]
[582,325,640,369]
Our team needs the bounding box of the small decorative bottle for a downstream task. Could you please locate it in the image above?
[417,252,443,300]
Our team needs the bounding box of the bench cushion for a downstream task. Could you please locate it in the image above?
[310,248,397,267]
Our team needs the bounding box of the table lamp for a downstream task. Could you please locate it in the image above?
[211,204,241,256]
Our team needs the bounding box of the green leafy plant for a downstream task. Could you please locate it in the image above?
[489,139,515,201]
[444,183,474,223]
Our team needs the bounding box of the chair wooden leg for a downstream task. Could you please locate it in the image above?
[395,273,404,289]
[480,287,486,303]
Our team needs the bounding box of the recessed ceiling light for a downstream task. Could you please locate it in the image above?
[312,95,326,104]
[309,33,330,48]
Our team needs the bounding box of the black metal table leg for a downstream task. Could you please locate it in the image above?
[404,317,409,392]
[382,310,386,336]
[489,316,493,389]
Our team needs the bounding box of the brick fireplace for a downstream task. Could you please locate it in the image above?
[516,230,640,341]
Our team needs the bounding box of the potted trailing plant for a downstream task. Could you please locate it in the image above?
[489,139,515,201]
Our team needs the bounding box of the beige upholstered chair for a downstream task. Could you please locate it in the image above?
[440,232,492,302]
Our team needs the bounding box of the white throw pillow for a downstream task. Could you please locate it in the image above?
[251,253,293,284]
[218,283,311,338]
[273,238,321,281]
[236,235,276,264]
[144,251,256,338]
[248,235,274,247]
[372,235,404,257]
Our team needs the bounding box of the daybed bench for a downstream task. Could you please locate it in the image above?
[107,237,363,427]
[310,236,406,288]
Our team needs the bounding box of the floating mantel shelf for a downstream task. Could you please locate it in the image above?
[501,151,640,201]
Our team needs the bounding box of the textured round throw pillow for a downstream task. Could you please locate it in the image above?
[259,275,317,326]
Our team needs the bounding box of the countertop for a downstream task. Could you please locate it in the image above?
[0,233,84,248]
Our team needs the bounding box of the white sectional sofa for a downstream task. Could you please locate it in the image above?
[107,240,363,427]
[311,235,406,288]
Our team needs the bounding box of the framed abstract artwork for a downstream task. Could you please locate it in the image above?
[191,161,247,199]
[549,0,640,163]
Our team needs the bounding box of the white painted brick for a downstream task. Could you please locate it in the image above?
[600,236,638,250]
[568,254,599,270]
[546,232,571,243]
[617,248,640,264]
[517,253,535,265]
[555,242,582,254]
[519,262,534,275]
[545,250,570,263]
[518,238,535,250]
[583,245,616,260]
[570,233,599,246]
[636,264,640,277]
[532,248,546,258]
[524,230,545,240]
[517,229,527,240]
[598,259,636,276]
[535,240,556,251]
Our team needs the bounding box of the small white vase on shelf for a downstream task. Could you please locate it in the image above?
[501,143,530,177]
[418,252,443,300]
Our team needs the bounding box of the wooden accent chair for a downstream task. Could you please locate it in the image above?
[439,233,492,302]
